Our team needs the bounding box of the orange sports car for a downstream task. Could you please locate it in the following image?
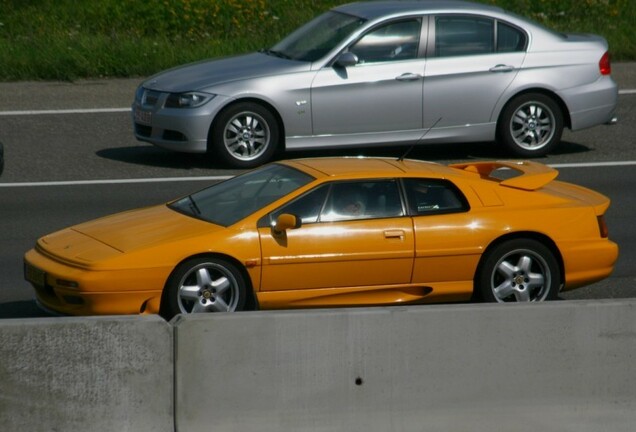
[24,157,618,319]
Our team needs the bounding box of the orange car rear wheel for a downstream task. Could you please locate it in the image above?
[477,239,561,303]
[161,257,248,319]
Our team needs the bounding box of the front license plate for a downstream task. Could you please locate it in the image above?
[25,263,46,287]
[134,108,152,125]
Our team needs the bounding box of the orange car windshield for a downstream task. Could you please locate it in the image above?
[169,164,314,226]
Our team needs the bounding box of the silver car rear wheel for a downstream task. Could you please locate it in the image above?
[161,257,248,319]
[477,239,560,303]
[212,102,279,168]
[498,93,563,157]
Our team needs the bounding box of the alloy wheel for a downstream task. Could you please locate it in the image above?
[509,101,556,151]
[489,248,552,302]
[176,262,240,313]
[223,111,271,162]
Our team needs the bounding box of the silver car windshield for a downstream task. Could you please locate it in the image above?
[270,11,366,62]
[169,164,315,227]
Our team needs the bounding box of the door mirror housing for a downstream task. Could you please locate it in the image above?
[273,213,301,234]
[335,52,358,68]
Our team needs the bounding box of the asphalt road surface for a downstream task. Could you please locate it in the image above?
[1,64,635,318]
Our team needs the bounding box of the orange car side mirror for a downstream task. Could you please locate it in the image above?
[273,213,301,234]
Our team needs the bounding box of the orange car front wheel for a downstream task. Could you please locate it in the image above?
[477,239,561,303]
[161,257,248,320]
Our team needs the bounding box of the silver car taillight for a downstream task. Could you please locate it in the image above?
[599,51,611,76]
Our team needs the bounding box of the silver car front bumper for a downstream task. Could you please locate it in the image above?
[131,94,231,153]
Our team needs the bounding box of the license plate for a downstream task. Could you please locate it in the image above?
[134,108,152,125]
[25,263,46,287]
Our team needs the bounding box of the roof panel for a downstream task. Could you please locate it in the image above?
[282,157,449,178]
[335,0,504,20]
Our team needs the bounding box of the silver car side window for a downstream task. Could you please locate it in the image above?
[497,21,527,52]
[349,19,422,64]
[435,15,494,57]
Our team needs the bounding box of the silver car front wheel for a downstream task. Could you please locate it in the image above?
[161,257,248,319]
[211,102,279,168]
[498,93,563,157]
[477,239,560,303]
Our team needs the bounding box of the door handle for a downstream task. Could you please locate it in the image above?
[395,73,422,81]
[384,230,405,239]
[489,64,515,73]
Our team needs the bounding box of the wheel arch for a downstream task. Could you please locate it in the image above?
[161,252,258,311]
[473,231,565,298]
[497,88,571,131]
[207,97,286,153]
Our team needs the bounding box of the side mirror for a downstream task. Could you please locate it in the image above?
[335,52,358,68]
[273,213,301,234]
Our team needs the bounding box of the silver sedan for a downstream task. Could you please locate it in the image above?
[132,0,618,168]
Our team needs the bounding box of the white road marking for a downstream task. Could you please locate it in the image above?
[0,176,232,188]
[550,161,636,168]
[0,89,634,116]
[0,108,130,116]
[0,92,634,187]
[0,161,634,188]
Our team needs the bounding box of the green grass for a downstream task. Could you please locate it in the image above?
[0,0,633,81]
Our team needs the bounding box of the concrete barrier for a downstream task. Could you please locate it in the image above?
[174,300,636,432]
[0,315,173,432]
[2,300,635,431]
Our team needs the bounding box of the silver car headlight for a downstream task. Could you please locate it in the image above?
[134,85,145,104]
[165,92,215,108]
[135,87,162,107]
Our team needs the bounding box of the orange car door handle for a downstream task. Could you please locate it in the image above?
[384,230,405,239]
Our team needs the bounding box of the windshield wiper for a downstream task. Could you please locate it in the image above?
[259,48,292,60]
[186,195,201,216]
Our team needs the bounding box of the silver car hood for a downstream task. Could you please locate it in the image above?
[142,52,311,93]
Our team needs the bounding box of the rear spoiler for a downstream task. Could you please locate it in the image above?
[449,161,558,191]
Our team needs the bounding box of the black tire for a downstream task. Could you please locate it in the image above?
[497,93,563,157]
[210,102,280,168]
[160,256,249,320]
[477,239,560,303]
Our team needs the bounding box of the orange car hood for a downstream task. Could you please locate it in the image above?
[39,228,123,264]
[71,204,222,253]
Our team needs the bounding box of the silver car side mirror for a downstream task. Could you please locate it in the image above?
[335,52,358,67]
